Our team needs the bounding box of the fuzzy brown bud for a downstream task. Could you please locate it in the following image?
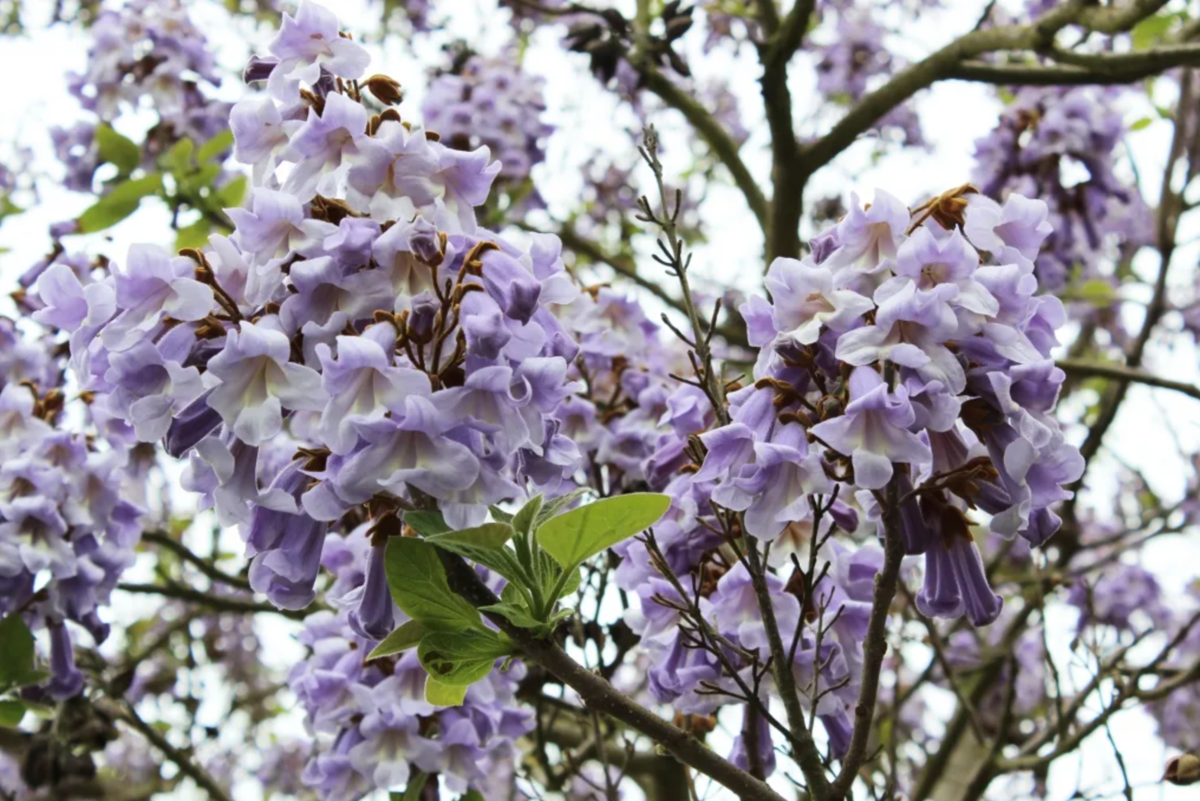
[365,74,404,105]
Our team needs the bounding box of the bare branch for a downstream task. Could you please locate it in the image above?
[639,69,770,231]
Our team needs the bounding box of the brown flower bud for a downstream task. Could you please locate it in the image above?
[1164,753,1200,785]
[365,74,403,105]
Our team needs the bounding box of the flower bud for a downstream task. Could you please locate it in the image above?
[365,74,404,105]
[1165,754,1200,786]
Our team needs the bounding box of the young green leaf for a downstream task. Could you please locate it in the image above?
[424,677,467,707]
[536,493,671,570]
[366,619,428,660]
[175,218,211,251]
[77,173,163,233]
[512,495,544,536]
[424,535,531,596]
[478,602,543,630]
[534,487,589,528]
[0,614,36,691]
[427,522,513,550]
[0,700,24,728]
[417,630,512,686]
[162,137,195,175]
[95,124,140,176]
[404,510,451,537]
[488,504,514,524]
[196,130,235,164]
[384,538,482,633]
[217,175,248,208]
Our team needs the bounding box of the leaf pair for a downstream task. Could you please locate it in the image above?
[371,492,670,708]
[376,537,512,708]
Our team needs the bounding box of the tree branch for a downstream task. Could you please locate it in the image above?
[832,433,906,798]
[1057,359,1200,402]
[544,223,748,346]
[142,531,253,592]
[117,582,309,620]
[799,1,1177,174]
[759,0,814,261]
[98,698,234,801]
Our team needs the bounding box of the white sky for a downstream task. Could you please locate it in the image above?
[3,0,1200,799]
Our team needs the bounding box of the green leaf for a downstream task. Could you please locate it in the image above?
[488,505,514,524]
[418,629,511,686]
[425,677,467,706]
[535,488,588,528]
[217,175,248,208]
[175,218,211,251]
[367,620,428,660]
[404,511,451,537]
[478,602,543,630]
[1132,11,1181,50]
[512,495,544,536]
[428,522,513,550]
[0,700,24,727]
[0,615,36,691]
[536,493,671,570]
[162,137,195,175]
[424,536,530,591]
[77,173,163,233]
[95,124,140,176]
[459,791,485,801]
[179,163,221,196]
[196,131,234,164]
[384,538,482,633]
[1077,278,1116,308]
[1129,117,1153,132]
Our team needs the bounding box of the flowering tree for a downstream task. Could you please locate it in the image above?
[3,0,1200,799]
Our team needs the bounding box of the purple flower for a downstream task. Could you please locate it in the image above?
[810,367,932,489]
[282,92,368,200]
[205,320,325,446]
[102,244,214,352]
[267,1,370,101]
[316,327,431,455]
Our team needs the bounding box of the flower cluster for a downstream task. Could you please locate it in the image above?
[723,186,1082,627]
[53,0,232,195]
[972,86,1152,290]
[421,50,554,208]
[43,1,582,794]
[0,313,146,701]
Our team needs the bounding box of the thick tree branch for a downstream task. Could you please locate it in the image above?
[950,46,1200,84]
[759,0,814,261]
[799,1,1177,175]
[438,553,788,801]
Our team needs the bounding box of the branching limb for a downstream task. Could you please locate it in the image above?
[1057,359,1200,402]
[97,698,234,801]
[142,530,253,592]
[832,433,906,798]
[117,582,309,620]
[800,2,1187,175]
